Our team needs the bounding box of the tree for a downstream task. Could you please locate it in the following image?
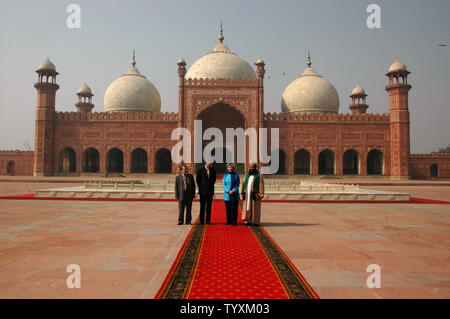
[432,145,450,154]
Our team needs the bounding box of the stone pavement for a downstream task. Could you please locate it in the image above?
[0,179,449,298]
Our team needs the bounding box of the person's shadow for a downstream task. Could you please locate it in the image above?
[261,222,321,227]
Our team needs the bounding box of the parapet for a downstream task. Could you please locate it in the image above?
[55,111,179,121]
[184,78,258,87]
[264,112,389,122]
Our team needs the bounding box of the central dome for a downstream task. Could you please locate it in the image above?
[185,27,256,80]
[104,55,161,113]
[281,54,339,113]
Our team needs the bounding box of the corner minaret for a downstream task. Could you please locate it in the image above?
[33,58,59,176]
[386,58,411,179]
[255,58,265,166]
[75,83,94,112]
[349,85,368,114]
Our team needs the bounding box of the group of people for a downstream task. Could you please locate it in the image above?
[174,162,264,226]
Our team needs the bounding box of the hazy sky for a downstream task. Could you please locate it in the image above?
[0,0,449,153]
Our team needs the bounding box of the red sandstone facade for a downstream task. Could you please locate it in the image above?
[0,60,449,179]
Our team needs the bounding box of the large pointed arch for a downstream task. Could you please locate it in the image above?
[318,149,335,175]
[83,147,99,172]
[106,147,124,173]
[367,149,383,175]
[294,149,310,174]
[131,148,148,173]
[343,149,359,175]
[155,148,172,173]
[59,147,76,173]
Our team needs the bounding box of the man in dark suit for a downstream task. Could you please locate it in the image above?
[196,161,217,224]
[175,164,196,225]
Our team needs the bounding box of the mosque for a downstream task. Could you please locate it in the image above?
[0,26,449,179]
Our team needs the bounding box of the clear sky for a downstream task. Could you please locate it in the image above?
[0,0,449,153]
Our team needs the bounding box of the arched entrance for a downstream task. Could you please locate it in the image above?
[343,149,359,175]
[196,103,246,174]
[106,148,123,173]
[7,161,15,175]
[155,148,172,173]
[294,149,310,174]
[83,147,99,172]
[367,149,383,175]
[430,164,439,178]
[318,149,335,175]
[131,148,148,173]
[59,147,76,173]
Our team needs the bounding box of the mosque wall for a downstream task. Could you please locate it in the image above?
[265,113,391,176]
[0,151,34,176]
[409,154,450,179]
[49,111,178,175]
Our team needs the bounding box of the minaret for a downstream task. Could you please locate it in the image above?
[349,85,368,114]
[255,57,265,167]
[386,58,411,179]
[33,58,59,176]
[75,83,94,112]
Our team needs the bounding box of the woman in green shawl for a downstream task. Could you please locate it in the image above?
[241,162,264,225]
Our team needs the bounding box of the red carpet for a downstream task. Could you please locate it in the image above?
[156,200,318,299]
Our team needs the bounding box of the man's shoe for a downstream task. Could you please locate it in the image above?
[185,222,193,225]
[177,222,183,225]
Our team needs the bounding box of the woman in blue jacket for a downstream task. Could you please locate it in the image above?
[222,163,240,226]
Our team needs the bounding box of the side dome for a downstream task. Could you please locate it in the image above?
[281,54,339,113]
[389,58,407,73]
[39,58,56,71]
[104,59,161,112]
[78,83,92,95]
[351,85,365,96]
[185,26,256,80]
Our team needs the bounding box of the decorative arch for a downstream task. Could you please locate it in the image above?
[7,161,15,175]
[155,148,172,173]
[367,149,383,175]
[58,147,76,173]
[318,149,335,175]
[294,149,310,174]
[196,102,246,174]
[131,148,148,173]
[83,147,99,172]
[343,149,359,175]
[106,148,124,173]
[430,164,439,178]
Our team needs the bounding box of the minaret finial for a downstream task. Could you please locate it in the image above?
[307,50,312,68]
[132,49,136,67]
[218,20,224,43]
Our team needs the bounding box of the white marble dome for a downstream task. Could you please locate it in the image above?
[185,39,256,80]
[351,85,365,96]
[39,58,56,71]
[104,64,161,112]
[78,83,92,95]
[389,58,407,73]
[281,62,339,113]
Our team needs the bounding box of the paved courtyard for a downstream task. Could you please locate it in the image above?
[0,178,449,298]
